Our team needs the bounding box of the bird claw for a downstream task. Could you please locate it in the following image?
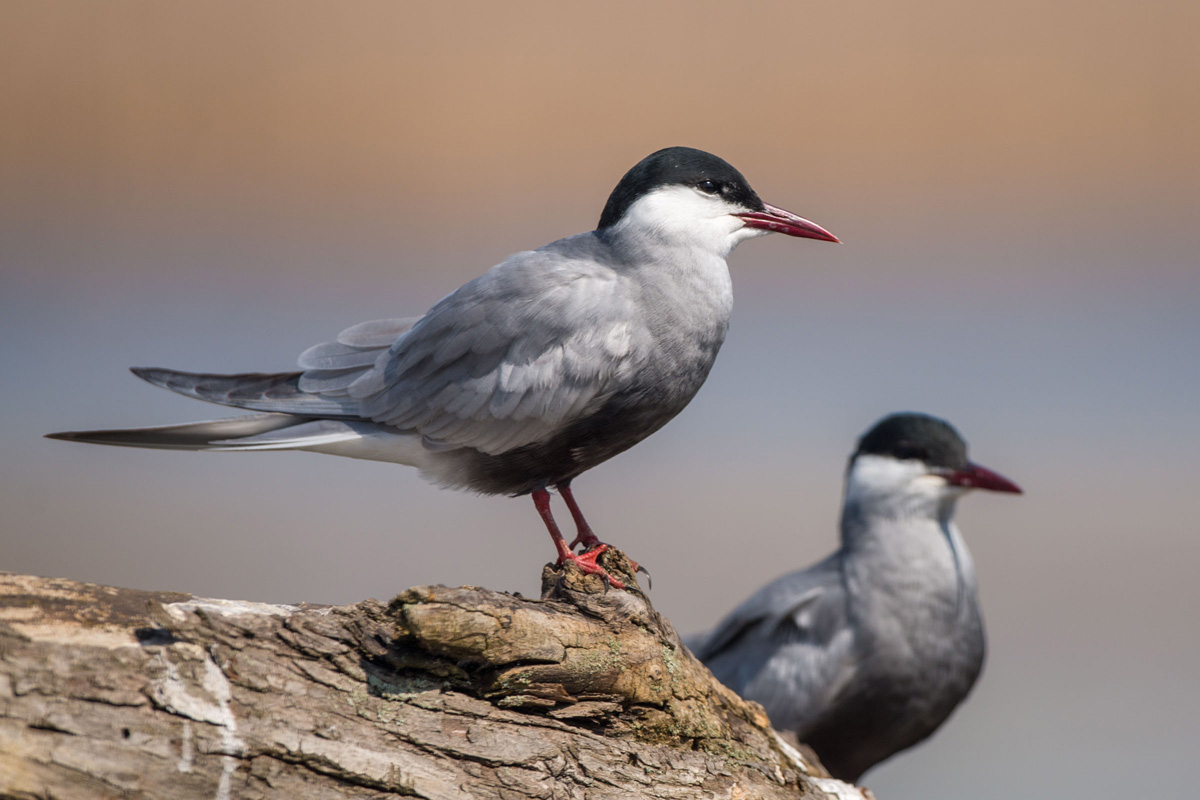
[635,562,653,591]
[558,544,628,591]
[558,544,651,592]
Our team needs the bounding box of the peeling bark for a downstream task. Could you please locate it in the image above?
[0,551,871,799]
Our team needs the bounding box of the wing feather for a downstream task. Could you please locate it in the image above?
[693,555,855,728]
[336,239,643,455]
[335,316,422,348]
[296,316,421,394]
[296,342,382,371]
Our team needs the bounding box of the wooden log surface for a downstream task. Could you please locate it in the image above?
[0,550,871,799]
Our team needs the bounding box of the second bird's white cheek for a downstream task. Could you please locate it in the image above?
[911,474,950,494]
[845,455,945,515]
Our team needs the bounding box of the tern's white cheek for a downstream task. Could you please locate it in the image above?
[729,224,771,247]
[846,456,924,500]
[614,185,749,256]
[844,455,955,518]
[911,474,950,494]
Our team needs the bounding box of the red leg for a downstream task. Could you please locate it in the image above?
[554,484,650,589]
[559,482,602,551]
[531,487,626,590]
[532,487,575,563]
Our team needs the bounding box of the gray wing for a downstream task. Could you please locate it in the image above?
[124,317,426,418]
[119,235,646,455]
[691,554,857,732]
[301,236,646,455]
[293,315,423,393]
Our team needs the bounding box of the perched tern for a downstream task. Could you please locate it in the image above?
[47,146,838,589]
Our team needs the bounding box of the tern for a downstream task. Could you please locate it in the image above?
[47,146,838,589]
[688,413,1021,780]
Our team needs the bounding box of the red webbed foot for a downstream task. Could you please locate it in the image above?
[558,544,627,590]
[534,486,649,592]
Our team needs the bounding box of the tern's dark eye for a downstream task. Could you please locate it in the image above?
[696,179,719,195]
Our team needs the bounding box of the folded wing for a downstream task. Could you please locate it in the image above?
[95,242,645,458]
[691,556,856,730]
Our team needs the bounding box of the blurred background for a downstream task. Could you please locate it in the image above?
[3,2,1197,797]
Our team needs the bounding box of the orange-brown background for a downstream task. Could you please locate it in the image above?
[4,3,1198,797]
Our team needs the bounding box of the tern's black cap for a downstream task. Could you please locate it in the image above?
[598,146,765,230]
[854,413,969,471]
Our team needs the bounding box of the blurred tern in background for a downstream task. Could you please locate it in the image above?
[689,413,1021,780]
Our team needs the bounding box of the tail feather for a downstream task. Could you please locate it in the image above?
[45,413,314,450]
[209,419,364,450]
[131,367,358,416]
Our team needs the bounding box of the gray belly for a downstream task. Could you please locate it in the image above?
[798,620,985,781]
[453,365,711,496]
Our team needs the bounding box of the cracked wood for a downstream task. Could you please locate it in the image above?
[0,553,866,799]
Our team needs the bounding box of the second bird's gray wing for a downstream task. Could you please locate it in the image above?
[691,555,858,733]
[300,237,647,454]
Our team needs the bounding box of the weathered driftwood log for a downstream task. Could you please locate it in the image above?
[0,551,870,799]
